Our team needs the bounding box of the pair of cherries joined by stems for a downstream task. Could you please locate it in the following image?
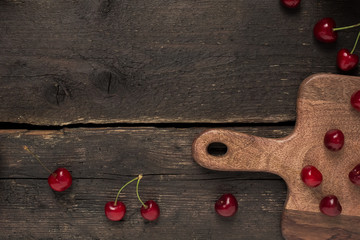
[281,1,360,72]
[300,91,360,216]
[314,18,360,72]
[105,175,160,221]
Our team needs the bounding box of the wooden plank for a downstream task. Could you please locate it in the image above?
[0,127,290,239]
[1,0,359,125]
[0,127,291,178]
[0,178,286,240]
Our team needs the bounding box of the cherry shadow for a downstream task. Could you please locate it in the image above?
[337,65,359,76]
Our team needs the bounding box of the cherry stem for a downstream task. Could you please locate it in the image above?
[350,31,360,54]
[334,22,360,32]
[23,146,53,176]
[136,174,147,209]
[114,176,139,206]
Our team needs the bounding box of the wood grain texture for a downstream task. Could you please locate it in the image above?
[282,209,360,240]
[0,127,290,239]
[0,0,360,125]
[0,179,286,240]
[2,0,360,239]
[193,74,360,239]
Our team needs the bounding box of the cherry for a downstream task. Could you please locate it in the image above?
[301,165,323,187]
[351,90,360,111]
[136,175,160,221]
[319,195,342,217]
[48,168,72,192]
[349,163,360,185]
[105,175,139,221]
[337,49,359,71]
[314,19,360,43]
[215,193,238,217]
[24,146,72,192]
[140,200,160,221]
[337,32,360,71]
[105,201,126,221]
[281,0,301,9]
[313,18,338,43]
[324,129,344,151]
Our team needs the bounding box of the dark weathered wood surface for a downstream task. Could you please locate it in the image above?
[0,127,289,239]
[1,0,360,239]
[0,0,359,125]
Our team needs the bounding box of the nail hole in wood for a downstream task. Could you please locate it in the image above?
[207,142,228,156]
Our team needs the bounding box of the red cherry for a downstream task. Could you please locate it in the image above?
[47,168,72,192]
[215,193,238,217]
[319,195,342,216]
[349,163,360,185]
[337,49,359,71]
[351,90,360,111]
[105,201,126,221]
[313,18,338,43]
[281,0,301,8]
[105,176,140,221]
[301,165,323,187]
[324,129,344,151]
[23,146,72,192]
[140,200,160,221]
[136,175,160,221]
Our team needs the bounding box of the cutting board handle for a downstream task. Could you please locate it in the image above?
[192,129,288,178]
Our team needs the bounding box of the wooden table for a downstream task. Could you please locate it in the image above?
[0,1,359,239]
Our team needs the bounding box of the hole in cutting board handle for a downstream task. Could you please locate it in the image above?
[207,142,228,156]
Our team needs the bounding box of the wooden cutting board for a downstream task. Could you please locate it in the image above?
[192,73,360,240]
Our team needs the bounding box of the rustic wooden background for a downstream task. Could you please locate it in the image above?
[0,0,359,239]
